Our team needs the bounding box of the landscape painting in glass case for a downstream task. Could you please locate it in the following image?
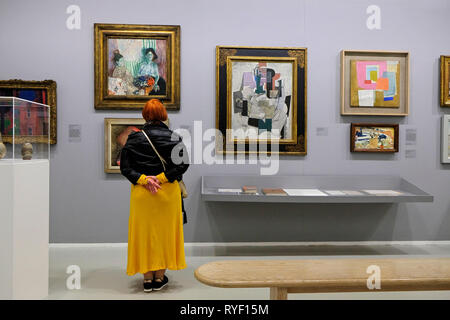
[351,123,399,153]
[0,79,57,144]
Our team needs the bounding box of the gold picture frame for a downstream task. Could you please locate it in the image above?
[104,118,169,173]
[216,46,307,155]
[95,23,180,110]
[440,55,450,107]
[0,79,57,144]
[341,50,409,116]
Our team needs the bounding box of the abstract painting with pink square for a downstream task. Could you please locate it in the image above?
[350,60,400,108]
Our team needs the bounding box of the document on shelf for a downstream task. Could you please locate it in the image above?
[324,190,347,196]
[363,190,404,196]
[341,190,364,196]
[282,189,328,196]
[217,188,242,193]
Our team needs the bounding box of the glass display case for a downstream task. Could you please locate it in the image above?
[0,96,50,161]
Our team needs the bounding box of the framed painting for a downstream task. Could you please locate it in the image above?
[442,115,450,163]
[216,46,307,155]
[341,50,409,116]
[95,24,180,110]
[440,56,450,107]
[350,123,399,153]
[0,79,57,144]
[104,118,169,173]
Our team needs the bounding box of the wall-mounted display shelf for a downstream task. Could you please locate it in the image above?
[201,175,433,204]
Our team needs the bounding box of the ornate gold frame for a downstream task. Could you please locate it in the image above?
[94,24,180,110]
[215,46,308,155]
[0,79,57,144]
[440,56,450,107]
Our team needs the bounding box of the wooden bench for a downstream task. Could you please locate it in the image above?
[194,258,450,300]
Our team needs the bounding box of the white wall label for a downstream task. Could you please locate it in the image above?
[405,149,417,159]
[366,5,381,30]
[405,129,417,146]
[69,124,81,142]
[316,127,329,136]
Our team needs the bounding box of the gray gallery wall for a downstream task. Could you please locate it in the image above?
[1,0,450,243]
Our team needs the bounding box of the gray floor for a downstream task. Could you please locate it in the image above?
[49,243,450,300]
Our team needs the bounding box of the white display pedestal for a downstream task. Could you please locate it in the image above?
[0,160,49,299]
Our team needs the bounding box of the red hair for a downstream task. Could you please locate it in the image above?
[142,99,168,122]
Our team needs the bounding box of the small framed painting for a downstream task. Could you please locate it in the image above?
[350,123,399,153]
[104,118,145,173]
[216,46,307,155]
[95,24,180,110]
[341,50,409,116]
[440,56,450,107]
[442,115,450,163]
[104,118,169,173]
[0,79,57,144]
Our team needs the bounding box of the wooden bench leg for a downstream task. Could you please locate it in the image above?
[270,287,288,300]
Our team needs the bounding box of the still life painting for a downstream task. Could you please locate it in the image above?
[231,60,294,141]
[95,24,180,110]
[351,123,399,153]
[216,46,307,155]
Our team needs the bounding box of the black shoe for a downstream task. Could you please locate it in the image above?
[152,275,168,291]
[143,280,153,292]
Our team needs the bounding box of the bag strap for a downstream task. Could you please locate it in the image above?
[142,130,167,171]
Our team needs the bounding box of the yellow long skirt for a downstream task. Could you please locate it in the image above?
[126,180,186,275]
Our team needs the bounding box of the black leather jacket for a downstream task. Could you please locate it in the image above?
[120,121,189,185]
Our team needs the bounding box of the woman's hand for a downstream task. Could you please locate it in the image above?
[144,176,161,194]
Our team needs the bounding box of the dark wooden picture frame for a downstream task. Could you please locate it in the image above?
[350,123,399,153]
